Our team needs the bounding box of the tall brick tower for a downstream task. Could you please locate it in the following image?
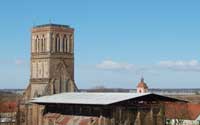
[23,24,78,125]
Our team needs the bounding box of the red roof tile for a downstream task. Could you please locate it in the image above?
[56,116,71,125]
[165,103,200,120]
[79,118,91,125]
[44,113,60,120]
[0,101,17,113]
[45,114,100,125]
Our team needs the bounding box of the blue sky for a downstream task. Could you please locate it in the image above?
[0,0,200,89]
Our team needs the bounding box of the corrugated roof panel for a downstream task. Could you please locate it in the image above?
[31,92,150,105]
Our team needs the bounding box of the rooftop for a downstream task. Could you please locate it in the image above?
[33,24,70,28]
[31,92,185,106]
[165,103,200,120]
[0,101,17,113]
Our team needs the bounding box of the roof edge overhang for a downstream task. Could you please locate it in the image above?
[30,93,188,106]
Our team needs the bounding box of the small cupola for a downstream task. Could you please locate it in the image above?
[137,77,148,93]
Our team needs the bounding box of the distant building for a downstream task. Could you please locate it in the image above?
[0,101,17,125]
[137,77,148,93]
[165,103,200,125]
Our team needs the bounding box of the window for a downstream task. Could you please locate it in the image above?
[35,38,37,53]
[56,34,60,52]
[41,39,43,52]
[63,35,67,52]
[67,36,70,52]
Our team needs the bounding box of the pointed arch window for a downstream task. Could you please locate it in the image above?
[63,35,67,52]
[55,35,57,52]
[41,39,43,52]
[60,35,63,52]
[35,36,38,53]
[44,38,46,52]
[42,35,45,52]
[37,37,40,52]
[56,34,60,52]
[51,33,54,52]
[67,35,70,52]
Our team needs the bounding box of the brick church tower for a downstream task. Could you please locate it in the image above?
[23,24,78,125]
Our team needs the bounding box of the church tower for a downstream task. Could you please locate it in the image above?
[22,24,78,125]
[25,24,77,100]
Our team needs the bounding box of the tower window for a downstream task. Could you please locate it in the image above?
[36,36,39,53]
[41,39,44,52]
[38,38,40,52]
[42,35,45,52]
[55,38,57,52]
[35,39,37,53]
[62,37,65,52]
[67,36,70,52]
[56,34,60,52]
[63,35,67,52]
[44,38,46,52]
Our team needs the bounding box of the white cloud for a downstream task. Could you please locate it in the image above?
[158,60,200,71]
[96,60,134,71]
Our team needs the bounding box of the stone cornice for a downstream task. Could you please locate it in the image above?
[32,26,74,33]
